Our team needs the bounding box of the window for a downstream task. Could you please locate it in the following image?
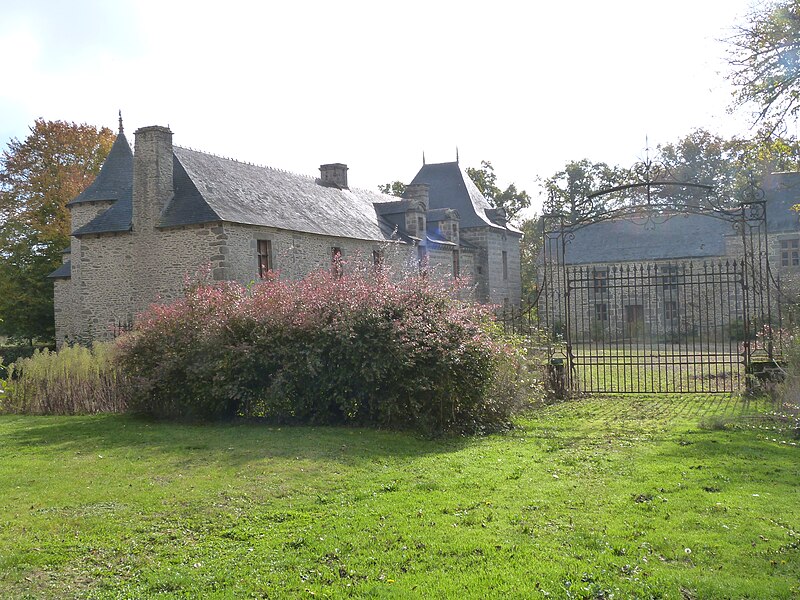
[594,303,608,321]
[452,222,458,239]
[372,249,384,270]
[661,265,678,292]
[452,251,460,278]
[665,300,678,322]
[592,269,608,295]
[257,239,273,278]
[331,247,343,278]
[417,216,425,236]
[781,238,800,267]
[502,250,508,280]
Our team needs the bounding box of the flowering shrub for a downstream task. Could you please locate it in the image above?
[116,269,529,434]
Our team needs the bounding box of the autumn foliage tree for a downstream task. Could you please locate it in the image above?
[0,119,114,343]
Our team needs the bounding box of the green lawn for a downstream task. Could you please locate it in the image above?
[0,396,797,599]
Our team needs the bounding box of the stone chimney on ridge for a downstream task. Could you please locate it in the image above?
[319,163,348,189]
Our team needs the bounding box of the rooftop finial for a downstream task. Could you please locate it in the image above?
[118,110,124,134]
[456,146,459,163]
[423,151,426,165]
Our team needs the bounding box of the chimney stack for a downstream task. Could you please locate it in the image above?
[133,125,173,230]
[403,183,429,209]
[319,163,348,189]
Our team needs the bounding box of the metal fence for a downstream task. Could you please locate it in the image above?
[529,190,780,395]
[561,261,746,393]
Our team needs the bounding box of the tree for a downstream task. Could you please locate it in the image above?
[378,181,406,197]
[727,0,800,132]
[0,119,114,343]
[518,217,541,303]
[540,159,626,221]
[654,128,800,205]
[466,160,531,222]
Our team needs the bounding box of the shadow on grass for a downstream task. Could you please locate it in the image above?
[554,394,772,426]
[0,413,472,466]
[649,432,800,489]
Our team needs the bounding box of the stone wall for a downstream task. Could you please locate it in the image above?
[71,200,115,232]
[488,229,521,307]
[66,223,425,343]
[221,223,414,283]
[544,257,742,343]
[461,227,521,306]
[59,220,493,344]
[460,228,489,302]
[53,278,73,345]
[55,200,122,345]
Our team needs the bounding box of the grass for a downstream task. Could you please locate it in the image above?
[0,395,798,599]
[567,345,744,394]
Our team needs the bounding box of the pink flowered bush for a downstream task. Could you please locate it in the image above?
[116,267,527,434]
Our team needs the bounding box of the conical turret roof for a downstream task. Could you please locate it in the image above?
[67,130,133,206]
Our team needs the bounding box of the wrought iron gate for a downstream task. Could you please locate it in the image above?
[537,189,776,394]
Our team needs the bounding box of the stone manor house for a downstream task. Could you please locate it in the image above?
[542,172,800,342]
[50,121,522,345]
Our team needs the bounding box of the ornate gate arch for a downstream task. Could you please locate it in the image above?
[537,169,776,394]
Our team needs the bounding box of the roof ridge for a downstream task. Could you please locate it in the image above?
[174,145,395,198]
[174,145,317,182]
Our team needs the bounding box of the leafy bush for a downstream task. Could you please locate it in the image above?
[117,269,530,434]
[1,343,128,415]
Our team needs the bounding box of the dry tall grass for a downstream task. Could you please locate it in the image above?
[1,343,127,415]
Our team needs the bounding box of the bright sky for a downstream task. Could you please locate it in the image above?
[0,0,763,215]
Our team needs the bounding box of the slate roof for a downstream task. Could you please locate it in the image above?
[73,193,132,236]
[48,260,71,279]
[763,172,800,232]
[563,213,731,265]
[408,161,520,233]
[374,199,416,216]
[426,208,458,222]
[160,147,398,241]
[563,172,800,265]
[67,133,133,206]
[73,138,403,241]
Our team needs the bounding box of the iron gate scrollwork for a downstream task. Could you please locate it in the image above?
[537,170,777,394]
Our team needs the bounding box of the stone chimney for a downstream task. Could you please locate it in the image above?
[402,183,429,210]
[133,125,173,231]
[320,163,348,189]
